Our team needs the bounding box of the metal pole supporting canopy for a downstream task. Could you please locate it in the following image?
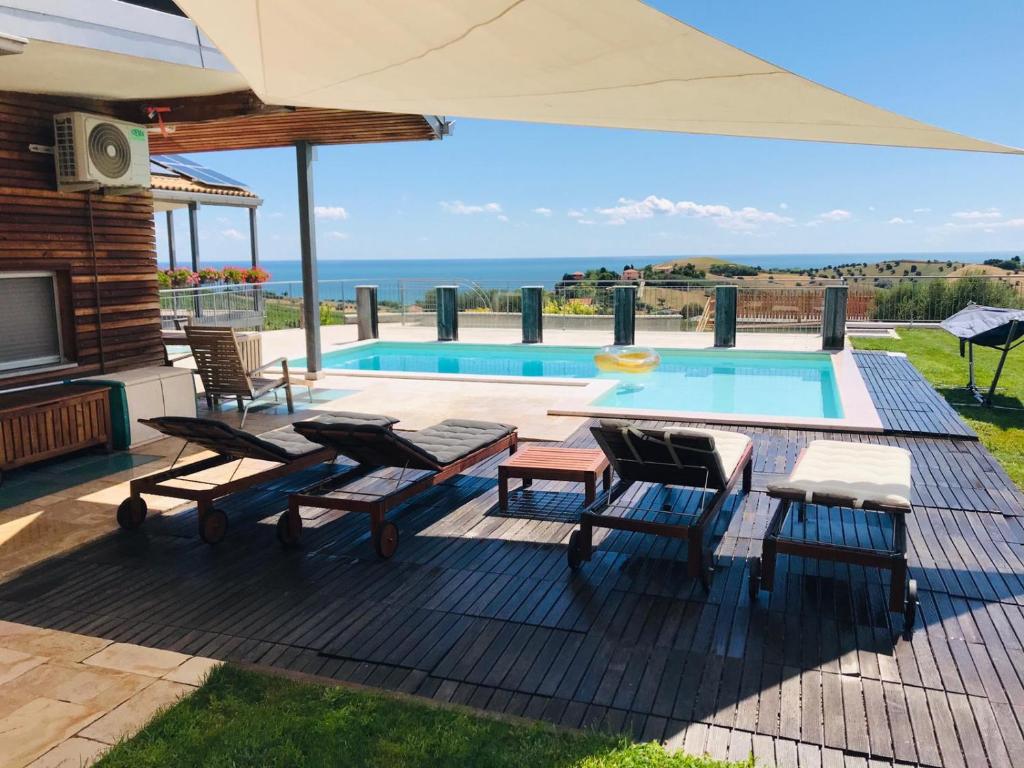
[941,304,1024,406]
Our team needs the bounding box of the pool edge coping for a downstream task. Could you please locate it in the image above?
[547,347,883,433]
[286,342,884,432]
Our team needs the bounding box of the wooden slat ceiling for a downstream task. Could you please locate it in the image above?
[0,88,440,154]
[148,107,440,154]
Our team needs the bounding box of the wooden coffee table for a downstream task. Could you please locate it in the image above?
[498,446,611,511]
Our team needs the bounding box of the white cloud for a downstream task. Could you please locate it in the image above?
[868,205,876,212]
[952,209,1001,220]
[576,219,595,225]
[887,217,913,225]
[944,216,1024,231]
[440,200,502,215]
[314,205,349,220]
[220,227,244,241]
[592,194,792,230]
[532,207,552,216]
[326,230,349,240]
[912,207,931,214]
[779,202,789,210]
[817,209,852,222]
[497,214,509,222]
[567,209,587,219]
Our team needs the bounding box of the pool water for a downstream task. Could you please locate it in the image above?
[304,342,843,419]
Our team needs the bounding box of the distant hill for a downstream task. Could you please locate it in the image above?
[649,256,1021,285]
[653,256,732,272]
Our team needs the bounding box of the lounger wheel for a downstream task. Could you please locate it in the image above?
[567,530,584,570]
[199,508,228,545]
[903,579,918,639]
[116,497,147,530]
[748,558,761,603]
[373,522,399,559]
[276,512,302,548]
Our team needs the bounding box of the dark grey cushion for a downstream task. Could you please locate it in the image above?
[307,411,399,430]
[256,424,326,458]
[141,416,325,463]
[404,419,516,465]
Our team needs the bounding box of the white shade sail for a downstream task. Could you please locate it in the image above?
[174,0,1021,154]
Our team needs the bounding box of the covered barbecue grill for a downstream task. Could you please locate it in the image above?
[941,304,1024,405]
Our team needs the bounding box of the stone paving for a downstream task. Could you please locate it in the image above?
[0,620,218,767]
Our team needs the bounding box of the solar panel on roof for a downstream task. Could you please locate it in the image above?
[151,154,248,189]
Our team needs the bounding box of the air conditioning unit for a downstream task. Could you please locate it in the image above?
[53,112,150,193]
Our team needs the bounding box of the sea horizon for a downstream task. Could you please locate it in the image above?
[157,251,1022,289]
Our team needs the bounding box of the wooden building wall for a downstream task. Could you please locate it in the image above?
[0,92,163,389]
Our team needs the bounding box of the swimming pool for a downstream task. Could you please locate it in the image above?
[302,342,844,419]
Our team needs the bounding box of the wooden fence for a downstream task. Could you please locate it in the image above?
[698,287,874,331]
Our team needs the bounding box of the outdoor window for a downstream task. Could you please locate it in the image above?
[0,272,65,374]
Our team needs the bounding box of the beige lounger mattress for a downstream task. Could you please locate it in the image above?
[767,439,912,511]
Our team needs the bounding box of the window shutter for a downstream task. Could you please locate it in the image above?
[0,275,62,371]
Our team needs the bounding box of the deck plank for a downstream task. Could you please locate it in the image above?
[1,394,1024,767]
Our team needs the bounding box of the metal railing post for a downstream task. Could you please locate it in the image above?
[356,285,379,340]
[613,285,636,345]
[822,285,849,350]
[521,286,543,343]
[714,285,737,348]
[436,285,459,341]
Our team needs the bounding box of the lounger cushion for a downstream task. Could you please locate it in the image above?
[767,440,912,511]
[256,424,329,458]
[597,420,750,484]
[141,416,326,463]
[664,427,752,481]
[404,419,516,465]
[306,412,400,430]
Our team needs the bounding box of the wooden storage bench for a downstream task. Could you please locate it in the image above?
[0,383,112,480]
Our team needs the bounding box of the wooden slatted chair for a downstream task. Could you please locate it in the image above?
[286,415,518,558]
[116,414,354,544]
[185,326,307,427]
[749,440,918,638]
[567,419,753,590]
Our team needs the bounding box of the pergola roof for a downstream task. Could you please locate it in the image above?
[0,1,446,151]
[147,106,444,154]
[174,0,1021,154]
[150,155,261,210]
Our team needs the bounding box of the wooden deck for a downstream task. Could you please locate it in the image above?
[1,414,1022,767]
[0,354,1021,767]
[853,351,976,438]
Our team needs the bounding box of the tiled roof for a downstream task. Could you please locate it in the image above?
[150,173,259,199]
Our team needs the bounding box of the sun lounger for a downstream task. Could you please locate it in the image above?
[749,439,917,637]
[286,415,518,558]
[116,413,396,544]
[567,420,753,589]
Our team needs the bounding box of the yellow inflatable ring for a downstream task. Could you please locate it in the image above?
[593,345,661,374]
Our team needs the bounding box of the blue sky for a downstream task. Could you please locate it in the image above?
[159,1,1024,263]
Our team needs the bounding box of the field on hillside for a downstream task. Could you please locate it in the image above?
[652,256,1021,285]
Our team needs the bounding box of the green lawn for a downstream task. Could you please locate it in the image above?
[852,328,1024,487]
[96,666,748,768]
